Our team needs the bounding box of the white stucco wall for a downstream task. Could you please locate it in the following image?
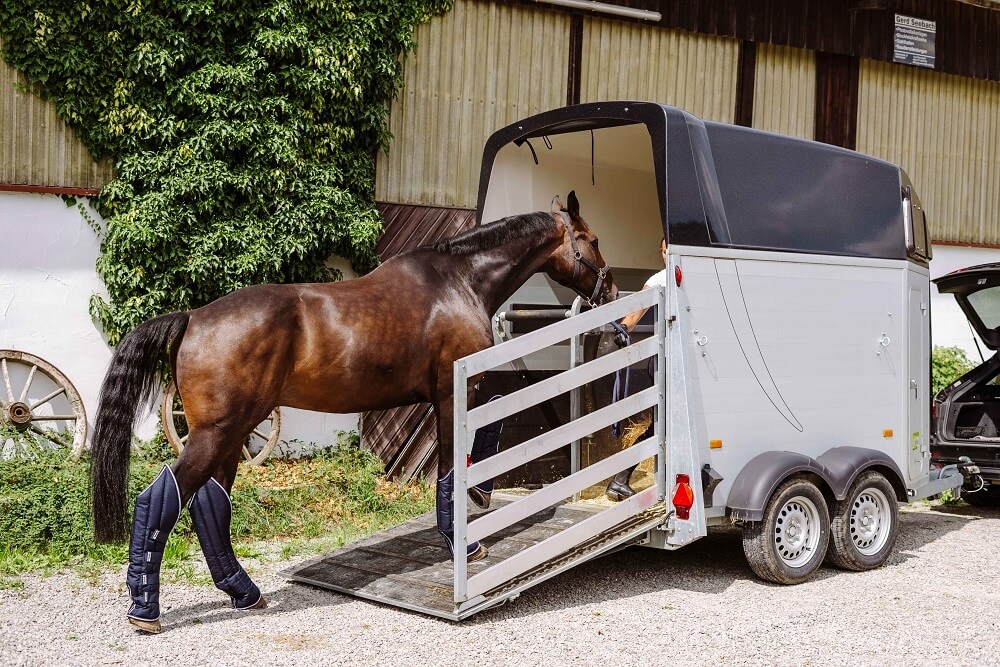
[3,190,996,452]
[0,191,358,451]
[929,244,1000,364]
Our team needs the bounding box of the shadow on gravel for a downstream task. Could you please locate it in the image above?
[159,581,351,633]
[880,506,975,567]
[467,507,979,622]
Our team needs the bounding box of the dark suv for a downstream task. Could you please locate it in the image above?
[932,263,1000,506]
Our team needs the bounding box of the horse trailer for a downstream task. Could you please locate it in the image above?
[283,102,968,619]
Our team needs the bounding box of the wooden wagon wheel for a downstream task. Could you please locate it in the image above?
[0,349,88,460]
[160,382,282,465]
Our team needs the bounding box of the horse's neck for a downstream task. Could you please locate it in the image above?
[462,232,562,315]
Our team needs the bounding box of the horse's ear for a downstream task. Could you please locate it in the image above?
[551,195,563,215]
[567,191,580,220]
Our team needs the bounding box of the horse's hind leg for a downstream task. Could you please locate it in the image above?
[125,465,183,633]
[187,447,266,611]
[125,425,247,633]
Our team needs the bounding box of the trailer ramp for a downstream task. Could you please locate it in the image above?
[284,289,671,619]
[281,491,666,621]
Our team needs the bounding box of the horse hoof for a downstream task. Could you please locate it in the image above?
[128,617,162,634]
[249,595,268,610]
[469,544,489,563]
[468,487,492,510]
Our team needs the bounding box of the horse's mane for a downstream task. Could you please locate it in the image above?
[431,212,555,255]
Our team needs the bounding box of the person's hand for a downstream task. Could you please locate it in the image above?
[611,321,630,348]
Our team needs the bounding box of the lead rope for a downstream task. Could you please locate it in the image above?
[609,321,630,437]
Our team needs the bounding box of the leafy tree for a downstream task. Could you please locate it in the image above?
[932,345,976,396]
[0,0,451,343]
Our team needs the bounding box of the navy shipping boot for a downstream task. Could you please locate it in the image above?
[126,465,182,633]
[468,394,504,510]
[437,470,488,562]
[189,478,266,611]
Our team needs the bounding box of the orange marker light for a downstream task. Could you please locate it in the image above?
[883,429,894,438]
[710,439,722,449]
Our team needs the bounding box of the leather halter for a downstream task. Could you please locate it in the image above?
[556,210,610,307]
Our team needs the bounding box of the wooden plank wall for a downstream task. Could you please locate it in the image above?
[0,37,113,191]
[857,59,1000,245]
[375,0,570,208]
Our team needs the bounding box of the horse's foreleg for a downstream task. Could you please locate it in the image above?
[433,390,488,562]
[188,452,266,612]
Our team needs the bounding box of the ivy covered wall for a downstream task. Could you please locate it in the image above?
[0,0,451,343]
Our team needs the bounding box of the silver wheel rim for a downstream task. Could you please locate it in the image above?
[774,495,822,568]
[850,486,891,556]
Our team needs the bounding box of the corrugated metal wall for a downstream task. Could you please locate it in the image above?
[0,39,113,190]
[857,59,1000,245]
[579,18,738,123]
[375,0,570,208]
[753,43,815,140]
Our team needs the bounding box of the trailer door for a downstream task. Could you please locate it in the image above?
[907,268,931,483]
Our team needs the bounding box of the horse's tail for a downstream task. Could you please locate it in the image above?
[91,311,190,543]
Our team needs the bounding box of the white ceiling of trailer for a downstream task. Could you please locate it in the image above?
[483,124,663,272]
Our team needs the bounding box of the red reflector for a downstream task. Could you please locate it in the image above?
[931,403,938,419]
[672,473,695,520]
[674,265,683,286]
[467,454,472,467]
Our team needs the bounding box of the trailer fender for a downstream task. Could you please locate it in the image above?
[727,451,837,522]
[815,446,908,502]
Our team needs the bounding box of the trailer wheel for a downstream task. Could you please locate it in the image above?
[742,478,830,585]
[161,382,281,465]
[826,471,899,571]
[0,350,88,460]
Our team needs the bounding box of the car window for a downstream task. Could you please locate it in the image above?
[968,287,1000,329]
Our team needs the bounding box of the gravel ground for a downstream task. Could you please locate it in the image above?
[2,502,998,667]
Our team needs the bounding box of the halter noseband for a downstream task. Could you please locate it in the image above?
[557,210,610,307]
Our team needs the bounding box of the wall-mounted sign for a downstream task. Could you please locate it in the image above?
[893,14,936,69]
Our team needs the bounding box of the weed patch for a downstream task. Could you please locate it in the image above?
[0,445,432,576]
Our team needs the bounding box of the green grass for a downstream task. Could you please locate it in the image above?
[0,443,433,586]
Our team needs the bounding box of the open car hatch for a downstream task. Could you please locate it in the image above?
[934,263,1000,350]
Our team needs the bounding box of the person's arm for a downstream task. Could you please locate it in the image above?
[619,304,650,333]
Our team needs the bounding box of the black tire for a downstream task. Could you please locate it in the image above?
[962,484,1000,507]
[827,470,899,571]
[742,478,831,585]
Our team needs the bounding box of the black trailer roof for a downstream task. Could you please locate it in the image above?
[477,101,907,261]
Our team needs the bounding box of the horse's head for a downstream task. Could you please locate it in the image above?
[546,192,618,306]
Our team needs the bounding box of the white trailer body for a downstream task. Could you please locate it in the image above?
[283,102,963,618]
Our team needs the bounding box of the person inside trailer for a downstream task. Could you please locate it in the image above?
[606,237,667,501]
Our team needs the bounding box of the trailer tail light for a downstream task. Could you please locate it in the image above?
[675,265,683,286]
[932,402,938,419]
[672,473,695,520]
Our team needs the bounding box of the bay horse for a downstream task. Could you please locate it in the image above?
[90,191,616,632]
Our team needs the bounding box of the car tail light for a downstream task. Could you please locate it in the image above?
[674,265,683,286]
[672,473,695,520]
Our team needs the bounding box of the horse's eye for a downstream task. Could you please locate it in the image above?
[590,239,599,250]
